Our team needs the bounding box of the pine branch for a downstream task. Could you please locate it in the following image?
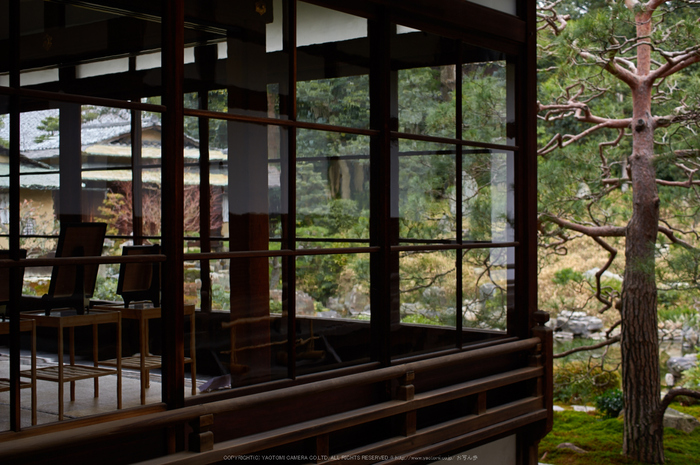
[553,335,621,359]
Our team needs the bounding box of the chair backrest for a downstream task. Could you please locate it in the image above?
[117,243,161,307]
[0,249,26,306]
[48,222,107,299]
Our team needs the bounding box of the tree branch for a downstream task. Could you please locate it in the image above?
[553,335,621,359]
[651,51,700,81]
[658,225,695,249]
[591,235,620,313]
[653,388,700,434]
[540,214,627,238]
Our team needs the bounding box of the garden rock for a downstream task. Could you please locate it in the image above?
[296,290,316,315]
[344,285,370,315]
[553,310,604,338]
[423,286,447,306]
[663,408,700,433]
[667,354,698,378]
[583,267,623,282]
[556,443,587,454]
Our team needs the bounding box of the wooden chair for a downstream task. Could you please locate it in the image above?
[117,244,160,308]
[0,249,26,320]
[21,222,107,316]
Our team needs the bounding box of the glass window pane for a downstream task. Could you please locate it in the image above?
[185,1,288,120]
[394,27,457,138]
[197,256,289,390]
[395,250,458,358]
[462,247,514,332]
[18,1,163,98]
[295,252,371,375]
[297,130,369,241]
[398,141,456,242]
[296,3,369,129]
[461,45,512,145]
[141,167,161,237]
[461,149,514,243]
[216,121,287,252]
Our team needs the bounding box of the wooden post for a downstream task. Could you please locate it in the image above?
[531,310,553,434]
[316,434,330,463]
[476,392,487,416]
[189,414,215,452]
[397,371,416,436]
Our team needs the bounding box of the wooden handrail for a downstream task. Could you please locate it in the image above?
[0,254,167,269]
[0,337,541,460]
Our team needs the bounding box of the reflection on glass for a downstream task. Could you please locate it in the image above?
[0,102,9,246]
[297,76,369,129]
[399,250,457,327]
[18,109,61,174]
[398,142,456,242]
[461,150,514,243]
[197,257,288,390]
[295,252,370,375]
[462,57,509,144]
[19,1,162,92]
[296,130,369,241]
[141,168,162,237]
[398,66,456,138]
[217,121,285,251]
[462,247,514,331]
[18,174,58,246]
[393,24,457,139]
[394,252,457,359]
[192,1,287,120]
[296,2,369,129]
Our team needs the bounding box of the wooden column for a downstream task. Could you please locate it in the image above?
[161,0,186,415]
[226,7,272,383]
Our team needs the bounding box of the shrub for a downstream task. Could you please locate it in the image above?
[552,267,584,285]
[595,388,624,418]
[553,361,620,404]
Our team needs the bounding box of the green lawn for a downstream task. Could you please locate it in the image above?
[539,406,700,465]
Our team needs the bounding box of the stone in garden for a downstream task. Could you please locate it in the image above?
[586,317,604,332]
[583,267,623,282]
[344,285,369,315]
[423,286,447,306]
[296,290,316,315]
[663,408,700,433]
[556,443,587,454]
[572,405,596,413]
[667,354,698,377]
[554,311,604,338]
[665,373,675,387]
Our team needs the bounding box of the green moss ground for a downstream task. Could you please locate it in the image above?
[539,408,700,464]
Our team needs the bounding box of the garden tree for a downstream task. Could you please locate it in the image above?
[100,181,222,236]
[537,0,700,462]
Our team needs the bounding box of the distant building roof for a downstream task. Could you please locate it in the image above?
[0,109,237,188]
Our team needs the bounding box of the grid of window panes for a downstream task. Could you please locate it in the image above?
[1,0,522,431]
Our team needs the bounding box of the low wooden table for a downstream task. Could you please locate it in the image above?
[20,309,121,421]
[94,302,196,404]
[0,318,36,426]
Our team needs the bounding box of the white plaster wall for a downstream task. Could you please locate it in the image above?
[468,0,517,16]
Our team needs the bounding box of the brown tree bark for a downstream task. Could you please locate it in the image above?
[538,1,700,462]
[620,6,663,463]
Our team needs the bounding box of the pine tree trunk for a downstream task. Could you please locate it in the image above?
[621,75,663,462]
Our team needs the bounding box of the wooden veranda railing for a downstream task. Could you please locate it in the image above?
[0,316,553,465]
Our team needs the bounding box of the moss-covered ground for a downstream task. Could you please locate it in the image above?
[539,405,700,464]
